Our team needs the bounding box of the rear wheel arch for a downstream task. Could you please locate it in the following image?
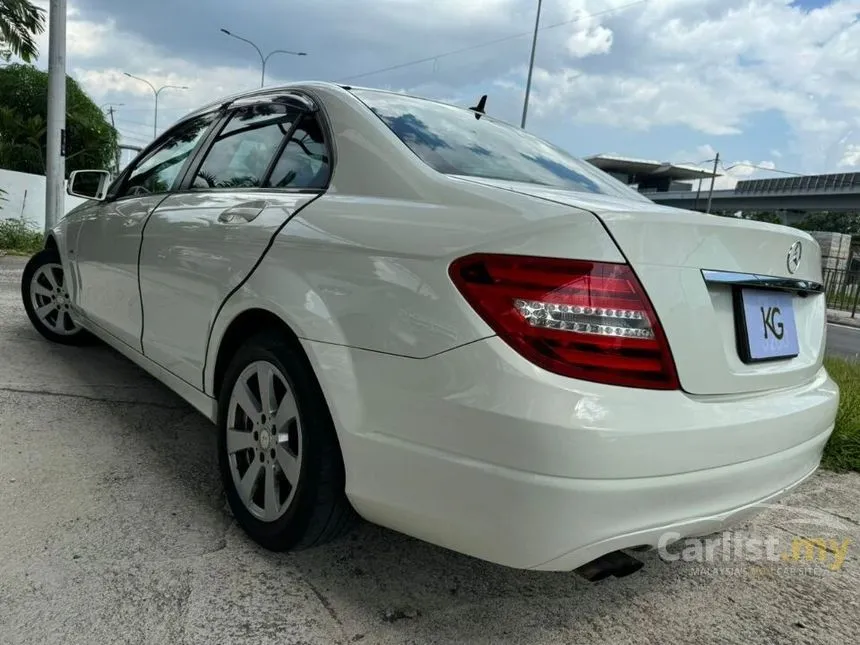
[212,308,311,400]
[213,309,358,549]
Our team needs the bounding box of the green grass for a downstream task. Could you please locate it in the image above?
[0,218,44,255]
[822,356,860,473]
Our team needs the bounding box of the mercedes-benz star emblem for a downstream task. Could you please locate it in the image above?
[787,241,802,274]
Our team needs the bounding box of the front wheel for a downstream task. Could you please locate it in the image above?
[218,331,357,551]
[21,248,94,345]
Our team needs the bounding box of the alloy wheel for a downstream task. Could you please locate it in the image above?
[29,263,81,336]
[226,360,303,522]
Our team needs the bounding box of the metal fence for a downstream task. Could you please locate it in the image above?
[823,266,860,317]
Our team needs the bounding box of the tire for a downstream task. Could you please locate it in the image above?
[217,330,357,551]
[21,248,95,346]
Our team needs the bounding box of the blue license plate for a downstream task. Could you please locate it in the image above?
[737,288,799,363]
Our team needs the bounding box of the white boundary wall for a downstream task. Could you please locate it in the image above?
[0,168,86,231]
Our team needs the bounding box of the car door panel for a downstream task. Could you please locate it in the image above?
[71,195,167,350]
[137,191,318,387]
[136,102,332,388]
[66,111,220,352]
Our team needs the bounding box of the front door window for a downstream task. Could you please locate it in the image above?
[118,114,217,198]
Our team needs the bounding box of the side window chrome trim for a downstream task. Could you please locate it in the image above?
[227,92,316,113]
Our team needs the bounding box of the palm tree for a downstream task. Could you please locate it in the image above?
[0,0,46,63]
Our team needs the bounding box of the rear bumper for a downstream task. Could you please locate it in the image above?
[303,336,839,571]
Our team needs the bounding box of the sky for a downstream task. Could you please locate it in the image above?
[17,0,860,188]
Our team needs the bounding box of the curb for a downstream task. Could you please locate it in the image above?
[827,312,860,329]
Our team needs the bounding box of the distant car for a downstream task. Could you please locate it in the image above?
[22,82,839,577]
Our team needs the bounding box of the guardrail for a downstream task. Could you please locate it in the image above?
[823,266,860,317]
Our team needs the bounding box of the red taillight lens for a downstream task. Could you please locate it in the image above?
[449,253,680,390]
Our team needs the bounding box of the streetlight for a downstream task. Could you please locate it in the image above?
[220,28,307,88]
[521,0,543,129]
[123,72,188,139]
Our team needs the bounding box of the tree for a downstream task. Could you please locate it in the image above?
[0,63,118,176]
[0,0,45,62]
[795,212,860,236]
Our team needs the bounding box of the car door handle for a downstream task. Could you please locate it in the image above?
[217,200,269,224]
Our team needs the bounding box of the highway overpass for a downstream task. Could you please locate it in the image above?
[584,155,860,219]
[647,172,860,218]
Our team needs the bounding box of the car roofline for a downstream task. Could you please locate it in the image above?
[180,81,492,127]
[182,81,350,119]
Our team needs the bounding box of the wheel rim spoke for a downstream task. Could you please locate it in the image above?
[226,428,256,454]
[274,392,297,432]
[36,302,57,321]
[276,444,300,486]
[237,460,262,506]
[50,311,66,332]
[264,465,279,521]
[42,267,59,290]
[32,284,53,298]
[256,362,278,416]
[235,380,261,419]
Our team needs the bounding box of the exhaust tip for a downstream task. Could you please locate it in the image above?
[575,550,644,582]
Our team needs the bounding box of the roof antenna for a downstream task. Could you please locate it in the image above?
[469,94,487,120]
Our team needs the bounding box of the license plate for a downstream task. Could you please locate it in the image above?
[736,288,799,363]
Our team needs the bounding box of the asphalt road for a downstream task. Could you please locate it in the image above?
[2,255,859,645]
[826,323,860,359]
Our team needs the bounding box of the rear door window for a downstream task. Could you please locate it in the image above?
[192,104,300,189]
[267,114,331,189]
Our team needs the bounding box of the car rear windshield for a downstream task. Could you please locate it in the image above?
[351,89,645,200]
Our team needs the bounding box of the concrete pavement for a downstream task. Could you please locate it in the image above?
[2,255,859,645]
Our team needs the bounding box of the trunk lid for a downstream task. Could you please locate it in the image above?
[452,177,827,395]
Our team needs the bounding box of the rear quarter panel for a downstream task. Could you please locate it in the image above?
[204,84,627,393]
[202,186,625,394]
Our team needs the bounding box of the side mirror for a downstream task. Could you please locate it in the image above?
[67,170,111,201]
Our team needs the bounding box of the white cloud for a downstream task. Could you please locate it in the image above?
[839,144,860,167]
[530,0,860,167]
[671,143,780,189]
[560,2,615,58]
[14,0,860,175]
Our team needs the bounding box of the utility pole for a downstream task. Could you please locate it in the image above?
[521,0,543,129]
[106,106,120,173]
[101,103,123,174]
[44,0,67,233]
[693,177,702,211]
[705,152,720,214]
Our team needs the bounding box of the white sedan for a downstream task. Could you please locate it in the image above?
[22,82,839,578]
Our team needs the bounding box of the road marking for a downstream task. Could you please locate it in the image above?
[827,322,860,332]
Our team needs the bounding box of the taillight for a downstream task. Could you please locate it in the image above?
[449,253,679,390]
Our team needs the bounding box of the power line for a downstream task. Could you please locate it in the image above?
[338,0,649,83]
[117,104,198,113]
[116,130,152,144]
[721,161,805,176]
[115,117,158,128]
